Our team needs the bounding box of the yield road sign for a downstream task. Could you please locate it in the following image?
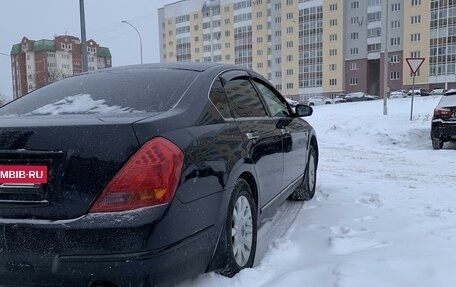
[406,58,425,75]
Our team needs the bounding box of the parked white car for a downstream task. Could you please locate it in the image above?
[389,90,408,98]
[308,96,332,106]
[285,97,299,107]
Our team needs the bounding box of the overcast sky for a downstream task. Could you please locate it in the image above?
[0,0,178,101]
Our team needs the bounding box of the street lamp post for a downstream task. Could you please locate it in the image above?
[121,20,143,64]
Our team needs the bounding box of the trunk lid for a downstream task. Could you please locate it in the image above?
[0,114,151,220]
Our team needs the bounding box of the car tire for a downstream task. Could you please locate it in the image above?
[220,178,257,277]
[432,139,444,150]
[325,102,331,104]
[289,144,317,201]
[309,103,314,106]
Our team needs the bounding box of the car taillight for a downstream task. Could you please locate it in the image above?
[90,137,184,212]
[434,108,452,118]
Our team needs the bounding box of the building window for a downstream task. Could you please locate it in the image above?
[276,71,282,77]
[410,51,421,58]
[351,1,359,8]
[286,69,293,75]
[330,34,337,41]
[329,79,337,86]
[411,0,421,6]
[329,49,337,56]
[390,54,400,63]
[224,6,230,12]
[286,41,294,48]
[257,11,263,18]
[368,11,381,22]
[286,55,293,62]
[286,12,293,19]
[286,27,293,34]
[330,3,337,11]
[350,47,359,55]
[286,0,293,5]
[391,20,400,29]
[367,27,381,37]
[286,83,293,89]
[330,19,337,26]
[411,15,421,24]
[367,43,381,52]
[390,71,400,80]
[257,62,264,69]
[329,64,337,71]
[349,62,358,70]
[391,3,401,11]
[390,37,400,46]
[349,78,358,85]
[351,17,359,24]
[411,33,421,42]
[368,0,381,5]
[350,32,358,39]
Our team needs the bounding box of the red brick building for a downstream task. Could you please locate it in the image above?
[10,35,112,99]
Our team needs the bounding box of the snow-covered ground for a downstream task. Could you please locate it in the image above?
[182,96,456,287]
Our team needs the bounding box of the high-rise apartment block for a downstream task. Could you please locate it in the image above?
[159,0,456,101]
[10,35,112,99]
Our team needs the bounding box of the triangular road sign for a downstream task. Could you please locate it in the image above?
[406,58,425,75]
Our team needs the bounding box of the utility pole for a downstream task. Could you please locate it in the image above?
[382,0,389,115]
[80,0,88,72]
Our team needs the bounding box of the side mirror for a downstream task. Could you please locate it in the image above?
[295,104,313,117]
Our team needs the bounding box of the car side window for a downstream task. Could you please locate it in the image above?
[209,77,232,118]
[253,80,290,117]
[224,78,268,118]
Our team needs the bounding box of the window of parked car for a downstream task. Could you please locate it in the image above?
[252,79,290,117]
[209,77,233,118]
[0,69,199,116]
[224,78,268,118]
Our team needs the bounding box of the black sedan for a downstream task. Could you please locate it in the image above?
[431,89,456,149]
[0,63,318,286]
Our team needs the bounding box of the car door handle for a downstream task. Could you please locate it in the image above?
[246,132,259,140]
[280,128,290,135]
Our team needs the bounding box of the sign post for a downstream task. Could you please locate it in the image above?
[406,58,425,121]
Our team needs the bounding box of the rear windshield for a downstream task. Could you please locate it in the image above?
[0,69,198,116]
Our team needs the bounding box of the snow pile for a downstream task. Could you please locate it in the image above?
[183,96,456,287]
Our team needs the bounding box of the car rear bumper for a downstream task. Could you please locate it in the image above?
[0,225,213,287]
[0,198,221,286]
[431,120,456,140]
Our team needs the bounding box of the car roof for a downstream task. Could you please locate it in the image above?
[102,62,230,72]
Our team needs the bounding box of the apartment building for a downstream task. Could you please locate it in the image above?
[159,0,322,101]
[10,35,112,99]
[159,0,456,101]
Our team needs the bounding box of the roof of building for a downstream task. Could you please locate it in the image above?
[97,47,111,58]
[10,44,20,55]
[33,39,56,52]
